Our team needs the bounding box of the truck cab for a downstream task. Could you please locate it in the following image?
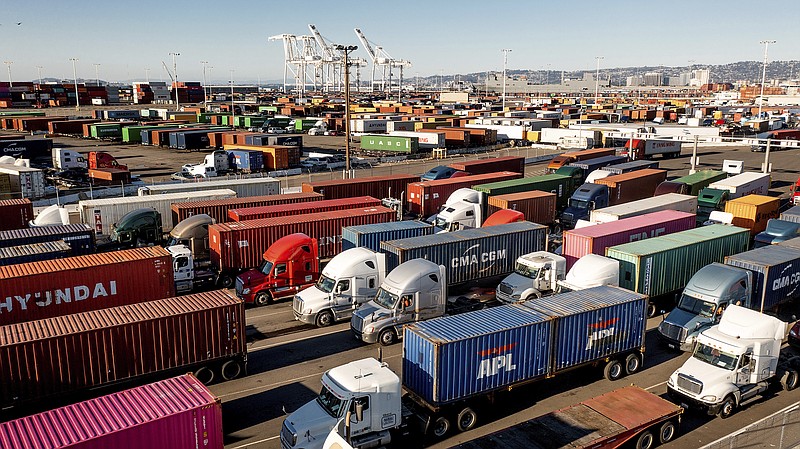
[496,251,566,304]
[351,259,446,346]
[235,233,320,306]
[293,247,387,327]
[166,214,215,262]
[791,176,800,205]
[421,165,461,181]
[560,183,609,229]
[167,244,216,294]
[754,219,800,248]
[108,208,164,248]
[434,188,484,232]
[52,148,86,170]
[654,181,690,196]
[697,188,729,225]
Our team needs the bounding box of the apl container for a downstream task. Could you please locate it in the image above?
[449,156,525,175]
[0,198,33,231]
[228,196,381,222]
[302,174,419,200]
[724,245,800,312]
[0,223,95,255]
[487,191,557,225]
[0,240,71,266]
[342,220,435,252]
[0,374,224,449]
[171,192,323,226]
[407,171,523,217]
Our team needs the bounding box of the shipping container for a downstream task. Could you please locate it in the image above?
[483,190,556,225]
[380,221,547,284]
[0,198,32,231]
[138,177,279,198]
[79,189,236,235]
[407,171,522,217]
[603,159,660,175]
[418,128,471,148]
[359,135,420,154]
[342,220,435,252]
[89,167,130,185]
[211,206,396,271]
[707,172,771,199]
[567,155,628,180]
[302,174,418,200]
[0,164,45,199]
[0,240,71,266]
[724,245,800,312]
[0,223,95,255]
[473,173,576,210]
[594,169,667,204]
[168,129,211,150]
[724,194,780,235]
[402,285,646,406]
[0,374,224,449]
[781,206,800,224]
[171,192,322,226]
[590,193,697,224]
[667,170,729,196]
[227,149,265,172]
[448,156,525,175]
[0,290,246,409]
[228,196,381,222]
[0,139,53,160]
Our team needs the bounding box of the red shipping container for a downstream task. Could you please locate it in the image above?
[228,196,381,221]
[48,119,99,135]
[0,374,223,449]
[593,169,667,205]
[407,171,522,217]
[171,192,323,226]
[302,174,419,200]
[562,210,697,269]
[0,198,33,231]
[0,246,175,325]
[449,156,525,175]
[487,190,557,225]
[0,290,245,409]
[210,206,396,270]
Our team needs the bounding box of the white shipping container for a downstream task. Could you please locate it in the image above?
[0,164,45,200]
[465,124,526,141]
[137,177,280,198]
[590,193,697,224]
[350,119,388,133]
[79,189,237,235]
[707,172,771,199]
[540,127,600,144]
[389,131,445,147]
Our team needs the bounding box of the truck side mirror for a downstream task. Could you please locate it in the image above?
[355,401,364,422]
[749,358,756,372]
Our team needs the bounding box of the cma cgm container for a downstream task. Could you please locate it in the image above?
[563,210,696,269]
[402,285,646,407]
[724,245,800,312]
[0,290,246,410]
[0,223,95,255]
[138,177,279,198]
[210,206,396,271]
[342,220,435,252]
[724,194,780,235]
[228,196,381,221]
[487,191,557,226]
[302,174,418,200]
[0,374,224,449]
[449,156,525,175]
[360,135,419,154]
[0,240,72,266]
[380,221,547,283]
[590,193,697,224]
[0,198,33,231]
[407,171,522,217]
[0,246,175,326]
[171,192,323,226]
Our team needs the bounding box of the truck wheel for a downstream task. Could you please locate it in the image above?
[718,395,736,419]
[647,303,657,318]
[780,369,799,391]
[431,416,451,438]
[220,360,243,381]
[218,274,234,289]
[604,360,623,381]
[254,292,272,306]
[625,353,642,375]
[194,366,215,385]
[456,407,478,432]
[635,430,654,449]
[315,310,334,327]
[658,420,677,444]
[378,329,396,346]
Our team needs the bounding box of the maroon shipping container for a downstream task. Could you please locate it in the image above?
[487,190,557,225]
[418,128,471,147]
[449,156,525,175]
[0,246,175,326]
[228,196,381,221]
[0,374,223,449]
[0,290,246,410]
[594,169,667,205]
[0,198,33,231]
[170,192,323,227]
[47,119,99,135]
[407,171,522,217]
[210,206,396,270]
[302,174,418,200]
[562,210,697,269]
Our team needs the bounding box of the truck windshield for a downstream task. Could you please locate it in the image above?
[693,342,738,370]
[569,199,588,209]
[316,275,336,293]
[316,385,346,418]
[374,288,399,309]
[514,262,539,279]
[677,294,716,318]
[259,260,274,276]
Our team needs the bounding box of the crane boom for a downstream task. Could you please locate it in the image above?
[161,60,175,82]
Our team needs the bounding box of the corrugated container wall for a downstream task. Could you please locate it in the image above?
[138,177,279,198]
[0,199,33,231]
[0,223,95,256]
[724,194,780,235]
[724,245,800,312]
[590,193,697,224]
[407,171,522,217]
[228,196,381,222]
[0,374,224,449]
[171,192,323,226]
[486,191,557,225]
[342,221,435,252]
[302,174,418,200]
[779,206,800,224]
[594,169,667,204]
[473,174,574,210]
[0,240,72,266]
[448,156,525,175]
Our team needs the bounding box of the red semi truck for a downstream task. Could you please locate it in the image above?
[624,139,682,160]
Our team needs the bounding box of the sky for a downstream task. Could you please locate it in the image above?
[1,0,798,84]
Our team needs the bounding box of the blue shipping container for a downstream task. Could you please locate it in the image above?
[140,129,152,146]
[227,150,264,172]
[175,129,211,150]
[380,221,547,284]
[342,221,434,252]
[724,245,800,312]
[603,159,660,175]
[0,223,95,255]
[568,155,628,180]
[0,240,72,266]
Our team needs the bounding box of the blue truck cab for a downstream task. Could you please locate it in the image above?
[560,183,610,229]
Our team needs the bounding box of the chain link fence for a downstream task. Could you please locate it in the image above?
[701,402,800,449]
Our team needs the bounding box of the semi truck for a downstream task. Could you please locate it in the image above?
[658,244,800,351]
[472,166,584,212]
[623,139,682,160]
[697,172,771,224]
[654,170,728,197]
[431,188,546,232]
[282,285,647,449]
[667,305,800,418]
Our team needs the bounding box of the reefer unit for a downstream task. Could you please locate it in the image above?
[138,177,279,198]
[0,374,223,449]
[590,193,697,224]
[228,196,381,222]
[302,174,418,200]
[342,220,435,252]
[0,198,33,231]
[407,171,522,217]
[0,246,175,325]
[80,189,237,235]
[487,191,557,225]
[380,221,547,284]
[402,285,646,406]
[724,245,800,312]
[0,164,45,199]
[449,156,525,175]
[0,240,72,266]
[0,290,246,410]
[0,223,95,255]
[171,192,322,226]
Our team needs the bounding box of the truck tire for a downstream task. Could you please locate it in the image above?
[718,395,736,419]
[254,292,272,306]
[379,328,396,346]
[604,359,623,381]
[456,407,478,432]
[625,353,642,375]
[315,310,334,327]
[635,430,655,449]
[658,420,677,444]
[194,366,215,385]
[221,360,243,381]
[218,274,234,289]
[431,416,451,438]
[647,302,657,318]
[780,369,799,391]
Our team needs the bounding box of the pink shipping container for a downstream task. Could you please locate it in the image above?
[170,192,323,227]
[0,198,33,231]
[0,246,175,326]
[0,374,223,449]
[228,196,381,221]
[210,206,396,271]
[302,174,418,200]
[562,210,697,269]
[407,171,522,217]
[448,156,525,175]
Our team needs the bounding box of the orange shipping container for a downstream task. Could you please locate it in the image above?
[724,194,780,235]
[594,169,667,205]
[487,191,557,225]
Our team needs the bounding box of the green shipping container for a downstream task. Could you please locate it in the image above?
[606,224,750,298]
[673,170,728,196]
[90,123,122,139]
[473,173,575,209]
[121,125,167,143]
[0,111,45,117]
[294,119,318,131]
[359,135,419,154]
[258,106,278,113]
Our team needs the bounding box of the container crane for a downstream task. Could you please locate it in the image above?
[268,33,322,95]
[308,24,367,92]
[354,28,411,94]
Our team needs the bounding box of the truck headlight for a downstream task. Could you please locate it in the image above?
[364,325,374,333]
[512,294,521,299]
[667,377,674,387]
[241,288,250,295]
[304,308,313,315]
[701,395,717,402]
[791,328,797,337]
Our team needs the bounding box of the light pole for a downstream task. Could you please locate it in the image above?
[3,61,12,88]
[93,63,101,86]
[335,44,357,178]
[69,58,80,111]
[35,65,43,85]
[594,56,604,106]
[169,52,180,111]
[145,68,150,83]
[229,69,235,128]
[200,61,209,104]
[758,40,776,118]
[501,49,511,111]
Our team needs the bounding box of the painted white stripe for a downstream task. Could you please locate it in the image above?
[644,381,667,391]
[247,328,344,353]
[229,435,280,449]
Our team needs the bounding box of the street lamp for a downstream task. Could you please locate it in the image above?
[169,52,180,111]
[69,58,79,111]
[35,65,43,85]
[335,44,357,178]
[93,63,101,87]
[594,56,604,106]
[200,61,209,104]
[229,69,235,128]
[145,68,150,83]
[3,61,12,88]
[758,40,776,118]
[501,49,511,111]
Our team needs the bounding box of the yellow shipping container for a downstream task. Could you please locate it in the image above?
[526,131,541,142]
[724,194,780,235]
[713,111,723,119]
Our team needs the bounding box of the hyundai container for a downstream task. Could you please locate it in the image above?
[0,198,33,231]
[590,193,697,224]
[302,174,418,200]
[486,191,557,225]
[0,240,71,266]
[407,171,522,217]
[171,192,322,226]
[341,220,435,252]
[138,177,279,198]
[448,156,525,175]
[0,223,95,255]
[228,196,381,222]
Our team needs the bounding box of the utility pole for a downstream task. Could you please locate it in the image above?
[594,56,604,106]
[501,49,511,111]
[35,65,43,85]
[170,52,180,111]
[336,44,358,179]
[201,61,209,104]
[229,69,235,128]
[758,40,776,118]
[3,61,12,88]
[145,68,150,83]
[93,63,101,86]
[69,58,79,111]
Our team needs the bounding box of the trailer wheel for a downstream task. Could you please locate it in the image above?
[635,430,654,449]
[718,395,736,419]
[378,328,396,346]
[194,366,215,385]
[315,310,334,327]
[658,420,677,444]
[456,407,478,432]
[220,360,243,381]
[625,353,642,375]
[604,359,623,381]
[254,292,272,306]
[780,369,799,391]
[647,303,657,318]
[431,416,451,438]
[218,274,234,289]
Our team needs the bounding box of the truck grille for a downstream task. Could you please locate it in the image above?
[235,277,244,295]
[677,373,702,395]
[293,296,303,315]
[351,313,364,333]
[659,321,686,343]
[280,421,296,449]
[498,282,513,295]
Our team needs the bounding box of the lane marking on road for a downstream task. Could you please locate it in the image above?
[644,381,667,391]
[229,435,280,449]
[247,328,344,353]
[699,400,800,448]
